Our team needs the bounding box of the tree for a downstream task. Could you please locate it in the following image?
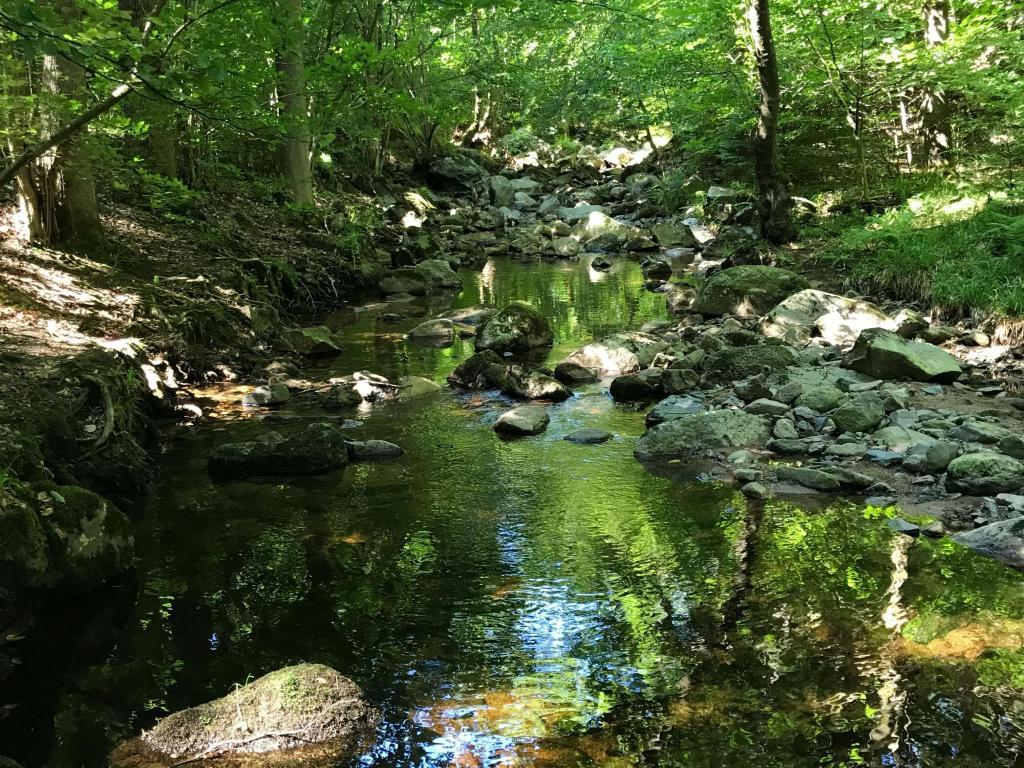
[275,0,313,206]
[745,0,794,244]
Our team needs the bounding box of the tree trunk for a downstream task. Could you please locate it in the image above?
[276,0,314,206]
[20,0,104,245]
[920,0,951,167]
[746,0,794,244]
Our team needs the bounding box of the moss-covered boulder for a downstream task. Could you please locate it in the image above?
[111,664,379,768]
[208,423,349,480]
[475,302,553,352]
[277,326,343,357]
[843,328,961,382]
[635,409,768,459]
[691,266,809,317]
[945,452,1024,496]
[703,343,797,382]
[557,332,668,376]
[0,495,51,588]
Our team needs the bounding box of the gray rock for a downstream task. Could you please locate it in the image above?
[408,318,456,342]
[692,266,810,317]
[635,409,768,459]
[565,428,613,444]
[320,383,362,409]
[795,385,844,413]
[208,423,350,479]
[776,466,842,491]
[662,368,700,394]
[872,425,935,452]
[744,398,790,416]
[773,419,799,440]
[843,328,962,382]
[949,420,1012,444]
[767,438,811,455]
[553,361,599,385]
[953,517,1024,569]
[866,449,905,467]
[277,326,343,357]
[476,302,553,352]
[826,442,867,458]
[887,518,921,537]
[559,332,668,376]
[242,383,290,407]
[489,176,516,207]
[704,344,798,382]
[396,376,442,400]
[946,452,1024,495]
[646,395,705,426]
[832,393,885,434]
[347,439,404,461]
[741,482,769,499]
[494,405,550,436]
[610,368,665,401]
[760,289,893,348]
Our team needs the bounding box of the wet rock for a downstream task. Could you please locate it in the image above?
[208,423,349,479]
[704,344,798,382]
[742,482,769,499]
[640,258,672,281]
[501,367,572,401]
[760,290,891,348]
[380,260,463,296]
[551,237,581,258]
[945,452,1024,495]
[111,664,379,768]
[564,428,613,444]
[278,326,343,357]
[952,517,1024,569]
[776,466,841,491]
[320,384,362,409]
[610,368,665,402]
[347,440,404,461]
[887,518,921,537]
[448,350,505,389]
[795,385,844,413]
[559,332,668,376]
[651,221,698,249]
[744,398,790,417]
[442,305,499,326]
[645,395,705,426]
[866,449,905,467]
[832,393,885,434]
[553,361,600,385]
[408,319,456,342]
[635,409,768,459]
[590,255,612,271]
[242,383,290,407]
[843,328,962,382]
[392,376,441,401]
[476,302,553,352]
[494,405,550,436]
[691,266,810,317]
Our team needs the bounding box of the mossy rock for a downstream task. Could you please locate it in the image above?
[277,326,343,357]
[475,302,553,352]
[0,490,50,588]
[635,409,768,459]
[111,664,379,768]
[207,423,350,480]
[692,266,809,317]
[704,343,797,382]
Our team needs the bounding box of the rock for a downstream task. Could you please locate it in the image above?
[826,442,867,458]
[610,368,664,401]
[551,237,581,257]
[242,383,290,407]
[501,367,572,401]
[999,435,1024,460]
[767,438,811,455]
[948,420,1011,444]
[347,440,404,461]
[559,332,668,376]
[704,344,797,382]
[691,266,810,317]
[866,449,905,467]
[842,328,962,382]
[742,482,769,499]
[565,428,613,444]
[429,155,487,191]
[396,376,442,400]
[650,222,698,249]
[494,405,550,436]
[646,395,705,426]
[278,326,343,357]
[590,255,613,271]
[923,521,946,538]
[558,204,606,222]
[553,361,599,385]
[952,517,1024,569]
[112,664,378,768]
[662,368,700,394]
[380,260,462,296]
[887,518,921,537]
[922,440,959,472]
[635,409,768,459]
[641,258,672,280]
[760,289,892,348]
[476,302,553,352]
[776,466,841,491]
[448,350,505,389]
[489,175,516,207]
[208,423,349,479]
[945,452,1024,495]
[773,419,799,440]
[320,384,362,409]
[442,305,499,326]
[796,385,844,413]
[744,398,790,417]
[872,425,934,452]
[832,393,885,433]
[408,319,456,342]
[921,325,958,344]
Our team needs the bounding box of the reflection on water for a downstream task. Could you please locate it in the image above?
[18,258,1024,768]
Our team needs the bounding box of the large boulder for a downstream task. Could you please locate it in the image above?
[953,518,1024,570]
[208,423,349,479]
[489,175,516,207]
[634,409,768,459]
[692,266,809,317]
[843,328,961,382]
[832,393,885,434]
[557,332,668,377]
[703,344,797,382]
[475,302,553,352]
[494,405,550,436]
[491,365,572,401]
[379,259,462,296]
[428,155,487,192]
[945,452,1024,496]
[111,664,379,768]
[760,290,892,348]
[650,221,698,249]
[448,350,505,389]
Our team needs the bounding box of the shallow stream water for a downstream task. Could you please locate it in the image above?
[13,257,1024,767]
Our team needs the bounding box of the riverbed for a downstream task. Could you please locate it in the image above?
[19,256,1024,767]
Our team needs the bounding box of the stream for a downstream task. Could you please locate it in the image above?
[16,257,1024,767]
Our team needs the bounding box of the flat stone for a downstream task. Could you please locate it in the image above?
[776,466,842,491]
[564,428,613,444]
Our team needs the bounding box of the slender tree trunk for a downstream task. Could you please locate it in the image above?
[276,0,314,206]
[920,0,951,167]
[746,0,794,244]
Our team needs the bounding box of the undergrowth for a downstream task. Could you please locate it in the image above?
[813,182,1024,317]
